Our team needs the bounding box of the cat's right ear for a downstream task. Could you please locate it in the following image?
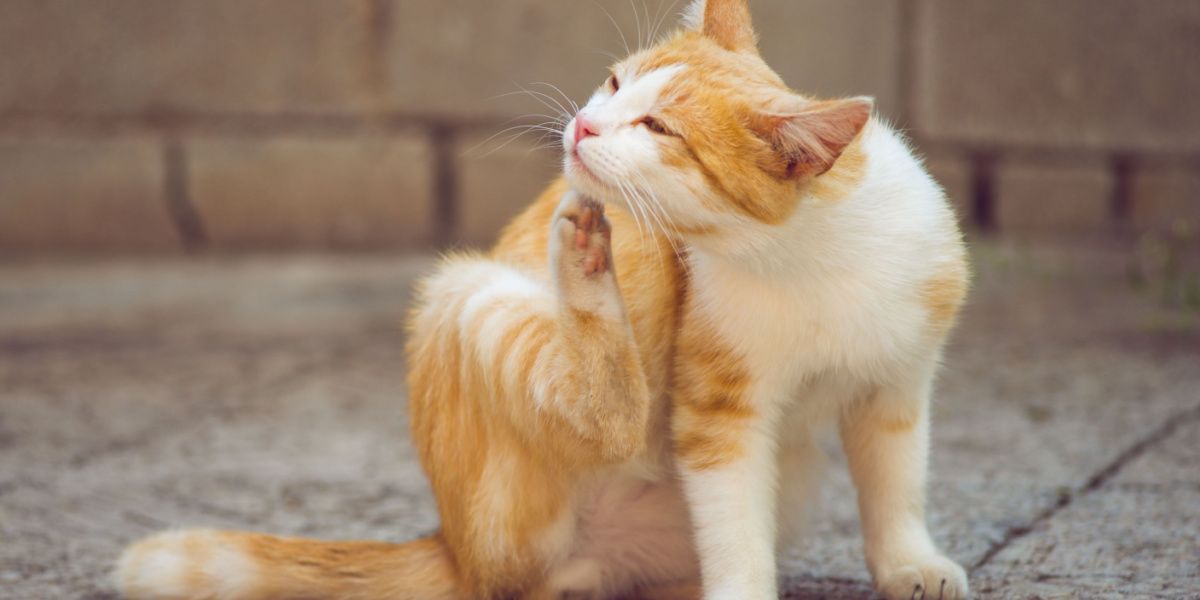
[682,0,758,54]
[749,96,874,180]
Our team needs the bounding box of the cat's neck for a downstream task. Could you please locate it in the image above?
[682,122,939,284]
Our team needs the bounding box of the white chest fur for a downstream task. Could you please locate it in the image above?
[683,122,960,404]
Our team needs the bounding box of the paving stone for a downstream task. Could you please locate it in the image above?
[455,132,561,246]
[0,0,379,115]
[912,0,1200,153]
[0,137,178,253]
[1,242,1198,598]
[972,419,1200,599]
[994,161,1114,234]
[189,135,435,249]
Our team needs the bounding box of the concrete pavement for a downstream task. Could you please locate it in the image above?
[1,240,1197,599]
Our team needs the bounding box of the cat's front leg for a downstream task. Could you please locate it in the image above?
[839,369,969,600]
[673,325,781,600]
[545,191,651,462]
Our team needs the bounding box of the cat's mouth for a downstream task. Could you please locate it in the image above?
[568,149,608,189]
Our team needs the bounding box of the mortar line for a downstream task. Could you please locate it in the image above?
[162,139,208,251]
[430,124,458,248]
[894,0,917,129]
[1110,153,1134,225]
[968,152,995,232]
[969,402,1200,573]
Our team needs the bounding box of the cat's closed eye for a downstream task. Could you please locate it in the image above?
[640,116,671,136]
[608,73,620,92]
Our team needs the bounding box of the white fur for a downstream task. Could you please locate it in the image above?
[681,0,707,31]
[681,402,782,599]
[563,80,966,597]
[115,530,258,600]
[672,123,967,599]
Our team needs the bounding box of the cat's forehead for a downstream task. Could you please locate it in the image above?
[624,31,785,93]
[611,64,686,113]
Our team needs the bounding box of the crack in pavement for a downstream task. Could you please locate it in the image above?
[969,401,1200,573]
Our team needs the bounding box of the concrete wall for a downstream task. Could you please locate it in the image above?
[1,0,1197,253]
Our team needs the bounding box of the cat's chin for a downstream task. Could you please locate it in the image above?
[563,162,614,203]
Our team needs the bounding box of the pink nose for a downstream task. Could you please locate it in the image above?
[574,114,599,147]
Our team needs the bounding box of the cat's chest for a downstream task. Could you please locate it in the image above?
[686,257,926,385]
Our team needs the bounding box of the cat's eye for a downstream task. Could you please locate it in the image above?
[608,73,620,92]
[640,116,670,136]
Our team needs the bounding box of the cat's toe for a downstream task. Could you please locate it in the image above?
[552,193,611,278]
[877,555,968,600]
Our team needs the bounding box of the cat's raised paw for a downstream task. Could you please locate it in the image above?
[876,555,968,600]
[552,192,612,278]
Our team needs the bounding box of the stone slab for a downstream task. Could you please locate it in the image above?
[0,0,379,115]
[0,137,178,253]
[924,153,975,227]
[913,0,1200,153]
[455,132,560,247]
[189,135,435,249]
[385,0,903,120]
[754,0,903,119]
[1130,166,1200,232]
[972,419,1200,599]
[993,162,1114,234]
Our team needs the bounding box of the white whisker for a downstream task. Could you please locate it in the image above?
[629,0,644,51]
[513,84,574,123]
[590,0,631,56]
[532,81,580,115]
[651,0,683,43]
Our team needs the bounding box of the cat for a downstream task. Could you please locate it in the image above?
[115,1,969,599]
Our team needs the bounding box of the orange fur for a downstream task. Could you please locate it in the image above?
[921,256,970,334]
[672,313,755,471]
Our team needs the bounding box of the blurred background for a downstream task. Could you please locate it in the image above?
[1,0,1196,256]
[2,1,1199,598]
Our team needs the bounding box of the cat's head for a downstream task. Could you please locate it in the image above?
[562,0,872,234]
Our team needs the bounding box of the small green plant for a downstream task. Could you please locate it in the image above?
[1134,218,1200,311]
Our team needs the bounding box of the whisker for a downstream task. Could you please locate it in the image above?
[629,0,644,51]
[641,0,653,48]
[532,81,580,115]
[624,176,670,276]
[513,84,574,123]
[590,0,631,56]
[614,178,648,249]
[593,49,624,64]
[467,124,565,158]
[630,170,685,264]
[651,0,684,43]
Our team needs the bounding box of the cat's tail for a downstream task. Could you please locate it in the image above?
[115,528,464,600]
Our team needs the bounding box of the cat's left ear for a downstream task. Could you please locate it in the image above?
[682,0,758,53]
[750,96,874,179]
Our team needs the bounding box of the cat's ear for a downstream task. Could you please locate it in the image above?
[682,0,758,53]
[750,96,874,179]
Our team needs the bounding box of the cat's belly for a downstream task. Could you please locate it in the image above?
[547,471,698,594]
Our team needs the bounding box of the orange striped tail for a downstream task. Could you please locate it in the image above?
[116,529,463,600]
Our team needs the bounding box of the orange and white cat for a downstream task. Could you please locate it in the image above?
[116,1,969,599]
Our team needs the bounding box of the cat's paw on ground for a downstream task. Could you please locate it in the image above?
[876,554,968,600]
[552,192,612,278]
